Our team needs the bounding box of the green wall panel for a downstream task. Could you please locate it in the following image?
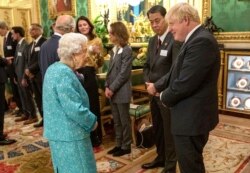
[212,0,250,32]
[39,0,88,37]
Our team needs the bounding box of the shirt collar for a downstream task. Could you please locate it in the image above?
[54,32,62,37]
[112,45,121,54]
[158,29,168,43]
[34,35,42,43]
[18,38,25,45]
[184,24,201,43]
[5,31,10,38]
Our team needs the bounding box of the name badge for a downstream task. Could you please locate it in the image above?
[160,50,168,56]
[118,48,123,54]
[18,52,22,56]
[35,47,40,51]
[7,46,12,50]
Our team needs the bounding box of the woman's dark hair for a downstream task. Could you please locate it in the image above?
[75,16,96,40]
[110,22,129,47]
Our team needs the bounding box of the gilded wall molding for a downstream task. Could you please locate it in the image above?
[87,0,92,19]
[214,32,250,43]
[202,0,250,43]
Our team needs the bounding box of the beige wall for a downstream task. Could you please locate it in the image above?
[0,0,40,55]
[0,0,40,23]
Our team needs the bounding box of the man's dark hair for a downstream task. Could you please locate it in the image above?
[147,5,167,18]
[12,26,25,37]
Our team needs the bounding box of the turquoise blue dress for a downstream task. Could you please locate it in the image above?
[43,62,97,173]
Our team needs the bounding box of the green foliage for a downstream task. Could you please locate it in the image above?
[93,15,109,44]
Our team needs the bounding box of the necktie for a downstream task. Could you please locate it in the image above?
[156,38,161,54]
[31,41,36,53]
[3,37,6,48]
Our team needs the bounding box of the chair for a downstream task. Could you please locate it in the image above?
[98,88,112,136]
[129,104,151,145]
[132,84,149,104]
[98,88,152,145]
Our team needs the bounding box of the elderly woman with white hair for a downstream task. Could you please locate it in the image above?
[43,33,98,173]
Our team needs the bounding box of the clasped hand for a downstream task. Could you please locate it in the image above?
[145,82,160,96]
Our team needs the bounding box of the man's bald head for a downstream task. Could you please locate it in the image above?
[55,15,75,34]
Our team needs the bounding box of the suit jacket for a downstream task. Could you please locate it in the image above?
[143,32,174,92]
[3,31,17,78]
[39,34,60,80]
[14,39,29,83]
[43,62,97,141]
[26,36,47,79]
[3,31,17,58]
[0,56,7,83]
[105,45,133,103]
[161,26,220,136]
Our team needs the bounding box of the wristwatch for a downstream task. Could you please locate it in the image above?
[229,96,241,108]
[236,77,248,89]
[244,98,250,110]
[246,60,250,70]
[232,57,244,69]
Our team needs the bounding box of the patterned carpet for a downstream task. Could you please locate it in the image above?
[0,113,249,173]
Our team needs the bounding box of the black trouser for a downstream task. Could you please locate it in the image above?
[31,77,43,117]
[17,81,36,118]
[9,77,22,111]
[174,133,209,173]
[0,83,5,140]
[150,96,176,169]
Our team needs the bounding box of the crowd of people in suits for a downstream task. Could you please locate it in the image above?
[0,2,220,173]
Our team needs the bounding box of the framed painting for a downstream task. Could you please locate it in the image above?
[48,0,76,19]
[202,0,250,43]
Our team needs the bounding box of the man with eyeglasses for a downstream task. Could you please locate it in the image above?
[24,23,47,126]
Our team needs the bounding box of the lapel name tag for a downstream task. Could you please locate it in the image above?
[160,50,168,56]
[7,46,12,50]
[118,48,123,54]
[35,47,40,51]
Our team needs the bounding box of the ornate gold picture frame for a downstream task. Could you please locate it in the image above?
[202,0,250,43]
[48,0,76,19]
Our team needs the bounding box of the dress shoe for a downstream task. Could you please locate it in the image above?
[15,115,28,122]
[3,133,7,138]
[141,160,165,169]
[113,148,131,157]
[23,117,38,125]
[33,119,43,128]
[0,138,16,145]
[107,146,121,154]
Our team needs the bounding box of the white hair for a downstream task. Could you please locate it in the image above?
[55,15,75,33]
[58,33,88,60]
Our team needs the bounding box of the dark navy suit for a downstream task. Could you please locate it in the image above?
[26,36,47,117]
[143,32,177,170]
[3,32,21,110]
[39,34,60,80]
[161,26,220,173]
[0,56,7,139]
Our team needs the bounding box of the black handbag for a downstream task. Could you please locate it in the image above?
[136,124,154,148]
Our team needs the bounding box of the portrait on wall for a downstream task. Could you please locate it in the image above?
[48,0,76,19]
